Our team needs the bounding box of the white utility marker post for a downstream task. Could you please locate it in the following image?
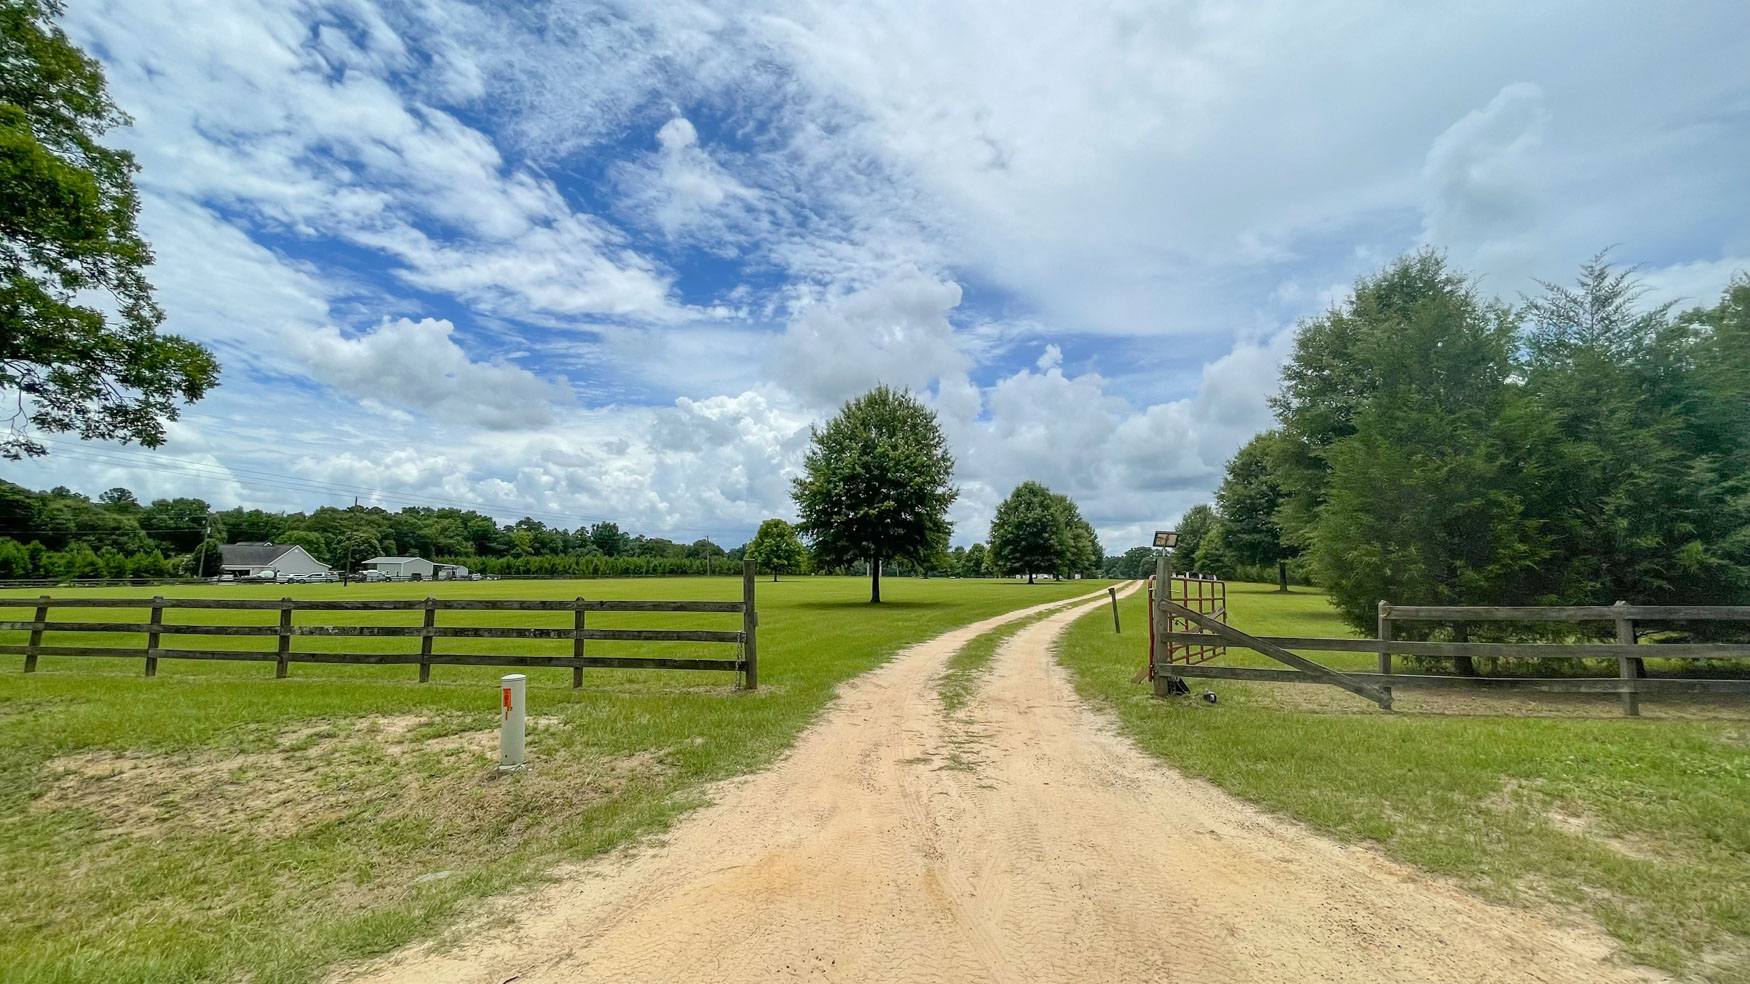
[499,673,527,770]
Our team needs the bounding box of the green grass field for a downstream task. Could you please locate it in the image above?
[1057,582,1750,983]
[0,575,1108,984]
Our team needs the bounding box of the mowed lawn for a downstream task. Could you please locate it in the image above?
[0,575,1108,984]
[1058,583,1750,984]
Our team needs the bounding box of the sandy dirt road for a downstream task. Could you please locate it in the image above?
[346,584,1662,984]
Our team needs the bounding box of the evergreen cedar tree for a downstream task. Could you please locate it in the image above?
[1169,503,1216,575]
[988,481,1102,583]
[791,385,957,603]
[1212,434,1295,590]
[746,518,806,581]
[1,0,218,459]
[1213,249,1750,643]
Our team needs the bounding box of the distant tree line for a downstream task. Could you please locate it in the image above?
[1155,250,1750,637]
[0,481,740,579]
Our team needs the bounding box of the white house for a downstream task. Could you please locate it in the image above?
[435,562,471,580]
[361,556,437,580]
[218,542,332,579]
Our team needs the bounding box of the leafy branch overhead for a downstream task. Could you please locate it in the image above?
[0,0,218,459]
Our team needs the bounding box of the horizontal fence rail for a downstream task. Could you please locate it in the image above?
[1156,664,1750,696]
[1158,599,1750,716]
[0,561,760,689]
[1159,632,1750,660]
[1382,605,1750,622]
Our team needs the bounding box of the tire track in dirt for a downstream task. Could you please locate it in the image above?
[341,584,1665,984]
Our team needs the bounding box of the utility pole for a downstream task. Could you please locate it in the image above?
[195,515,212,581]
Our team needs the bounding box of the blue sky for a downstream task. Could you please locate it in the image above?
[18,0,1750,550]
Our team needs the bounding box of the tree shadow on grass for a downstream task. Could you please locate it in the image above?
[789,599,957,611]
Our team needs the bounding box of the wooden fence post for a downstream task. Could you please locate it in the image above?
[1108,586,1121,633]
[418,596,436,683]
[25,594,47,673]
[1615,600,1639,717]
[276,597,292,679]
[572,597,585,689]
[1152,550,1177,697]
[742,559,758,690]
[1377,601,1392,675]
[146,595,164,678]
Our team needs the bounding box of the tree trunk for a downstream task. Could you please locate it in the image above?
[772,573,778,582]
[1277,560,1289,593]
[1027,572,1035,584]
[870,556,882,603]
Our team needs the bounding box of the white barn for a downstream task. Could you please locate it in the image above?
[361,556,437,580]
[218,542,331,578]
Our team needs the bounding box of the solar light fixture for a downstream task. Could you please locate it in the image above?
[1153,529,1178,549]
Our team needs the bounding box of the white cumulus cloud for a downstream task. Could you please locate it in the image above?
[283,318,573,430]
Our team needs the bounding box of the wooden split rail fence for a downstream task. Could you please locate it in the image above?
[1,561,760,689]
[1158,600,1750,715]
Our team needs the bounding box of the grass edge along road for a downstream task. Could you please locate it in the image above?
[937,606,1066,715]
[1056,582,1750,984]
[0,576,1112,984]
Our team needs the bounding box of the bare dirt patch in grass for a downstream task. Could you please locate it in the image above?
[30,714,667,843]
[1483,779,1663,862]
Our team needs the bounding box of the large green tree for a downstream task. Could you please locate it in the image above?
[1271,249,1465,549]
[1511,260,1750,609]
[988,481,1063,583]
[792,385,958,603]
[587,521,628,556]
[1297,253,1531,628]
[0,0,218,458]
[988,483,1101,581]
[138,496,211,554]
[1212,432,1297,589]
[745,518,806,581]
[1252,250,1750,639]
[1107,545,1157,579]
[1055,494,1103,578]
[1171,503,1217,575]
[961,541,988,578]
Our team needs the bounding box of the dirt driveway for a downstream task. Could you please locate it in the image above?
[344,584,1662,983]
